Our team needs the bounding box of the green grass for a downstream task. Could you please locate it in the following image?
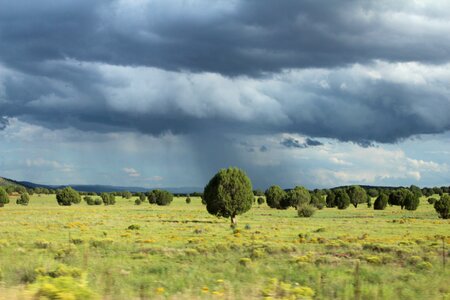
[0,195,449,299]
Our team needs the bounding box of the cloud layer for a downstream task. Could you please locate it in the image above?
[0,0,449,187]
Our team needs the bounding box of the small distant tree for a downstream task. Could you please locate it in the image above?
[334,189,350,210]
[388,189,408,209]
[326,190,336,208]
[139,193,146,202]
[203,167,253,225]
[56,187,81,206]
[347,185,367,208]
[310,194,326,210]
[101,193,116,206]
[367,188,379,198]
[84,196,95,205]
[147,190,173,206]
[264,185,286,209]
[0,187,10,207]
[434,194,450,219]
[253,189,264,197]
[409,185,422,198]
[257,197,264,205]
[404,191,420,211]
[284,186,311,208]
[186,197,191,204]
[428,197,438,205]
[122,191,132,199]
[135,199,142,205]
[373,194,388,210]
[16,193,30,206]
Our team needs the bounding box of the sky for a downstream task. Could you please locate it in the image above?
[0,0,449,189]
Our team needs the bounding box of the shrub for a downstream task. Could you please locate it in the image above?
[434,194,450,219]
[203,167,253,225]
[84,196,95,205]
[135,199,142,205]
[100,193,116,205]
[127,224,140,230]
[428,197,438,205]
[404,191,420,211]
[16,193,30,206]
[265,185,287,209]
[334,189,350,210]
[147,190,173,206]
[374,194,388,210]
[310,194,325,209]
[326,190,336,208]
[56,187,81,206]
[257,197,264,205]
[186,197,191,204]
[139,193,146,202]
[27,275,98,300]
[0,187,10,207]
[297,204,316,217]
[94,199,102,205]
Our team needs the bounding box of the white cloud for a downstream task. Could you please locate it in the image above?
[123,167,140,177]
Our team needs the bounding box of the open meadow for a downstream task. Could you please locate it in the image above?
[0,194,449,299]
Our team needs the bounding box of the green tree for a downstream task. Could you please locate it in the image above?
[310,193,326,210]
[16,193,30,206]
[409,185,422,198]
[186,197,191,204]
[139,193,146,202]
[203,167,253,225]
[326,190,336,208]
[403,190,420,211]
[284,186,311,208]
[388,189,408,209]
[373,194,388,210]
[367,188,379,197]
[147,190,173,206]
[122,191,132,199]
[56,187,81,206]
[434,194,450,219]
[101,193,116,206]
[0,187,10,207]
[257,197,264,205]
[334,189,350,210]
[264,185,286,209]
[347,185,367,208]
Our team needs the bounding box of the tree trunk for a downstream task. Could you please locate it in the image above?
[231,215,237,225]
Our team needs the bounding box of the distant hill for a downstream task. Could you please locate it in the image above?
[1,176,202,194]
[0,177,26,188]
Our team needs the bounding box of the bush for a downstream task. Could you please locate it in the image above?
[284,186,311,208]
[135,199,142,205]
[56,187,81,206]
[16,193,30,206]
[326,190,336,208]
[265,185,287,209]
[404,191,420,211]
[27,276,98,300]
[374,194,388,210]
[428,197,438,205]
[334,189,350,210]
[310,194,325,210]
[100,193,116,205]
[94,199,102,205]
[297,204,316,217]
[434,194,450,219]
[147,190,173,206]
[0,187,10,207]
[186,197,191,204]
[84,196,95,205]
[257,197,264,205]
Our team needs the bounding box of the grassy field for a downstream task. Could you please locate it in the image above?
[0,194,449,299]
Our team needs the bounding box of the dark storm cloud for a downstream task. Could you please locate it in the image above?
[281,137,323,149]
[0,116,9,130]
[1,0,450,76]
[1,0,450,145]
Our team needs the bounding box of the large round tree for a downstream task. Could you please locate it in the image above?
[347,185,367,208]
[203,167,253,225]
